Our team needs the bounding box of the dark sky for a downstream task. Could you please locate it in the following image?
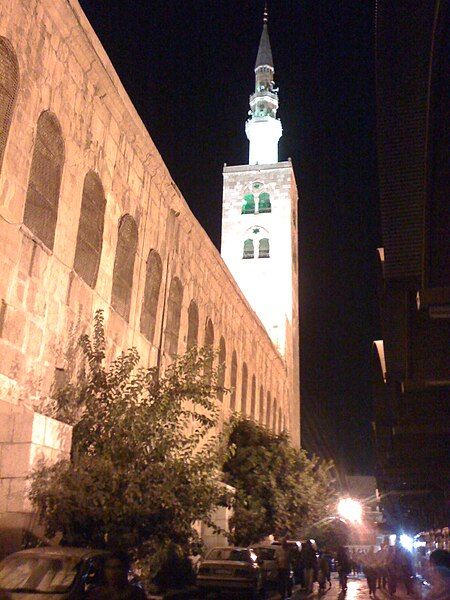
[78,0,381,474]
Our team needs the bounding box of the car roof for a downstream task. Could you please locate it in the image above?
[208,546,250,552]
[5,547,110,560]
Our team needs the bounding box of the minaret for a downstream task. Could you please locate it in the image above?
[220,5,300,446]
[245,6,282,165]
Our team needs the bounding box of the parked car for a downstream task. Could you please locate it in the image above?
[253,545,294,589]
[0,546,142,599]
[196,546,266,599]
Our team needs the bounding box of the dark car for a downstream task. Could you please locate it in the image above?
[196,546,266,599]
[0,546,141,599]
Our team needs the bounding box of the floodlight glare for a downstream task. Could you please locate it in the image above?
[337,498,363,524]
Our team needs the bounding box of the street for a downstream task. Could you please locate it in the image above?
[269,573,427,600]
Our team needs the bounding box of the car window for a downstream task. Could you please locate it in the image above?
[0,555,81,593]
[206,548,251,562]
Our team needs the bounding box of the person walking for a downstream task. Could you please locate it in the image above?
[363,548,378,597]
[275,539,292,600]
[336,546,351,592]
[317,551,331,593]
[300,539,317,595]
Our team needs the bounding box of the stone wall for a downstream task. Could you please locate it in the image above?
[0,0,299,551]
[0,400,72,557]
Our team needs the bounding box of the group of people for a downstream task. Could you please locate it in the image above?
[274,539,332,598]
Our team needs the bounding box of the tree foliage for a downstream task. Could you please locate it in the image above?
[30,310,227,577]
[223,417,336,546]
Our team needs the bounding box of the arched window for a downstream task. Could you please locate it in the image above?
[230,350,237,410]
[140,249,162,343]
[259,238,270,258]
[243,239,254,259]
[186,300,199,350]
[23,111,64,250]
[250,375,256,419]
[0,37,19,175]
[258,192,271,213]
[241,362,248,414]
[73,171,106,288]
[259,385,264,424]
[217,336,226,402]
[242,193,255,214]
[111,214,138,321]
[272,399,277,431]
[204,318,214,380]
[164,277,183,356]
[266,391,272,428]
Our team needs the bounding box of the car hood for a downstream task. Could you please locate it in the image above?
[200,560,253,568]
[9,593,67,599]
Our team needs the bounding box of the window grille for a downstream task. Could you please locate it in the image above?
[140,250,162,343]
[230,350,237,410]
[266,391,272,427]
[111,214,138,321]
[204,318,214,380]
[74,171,106,288]
[164,277,183,356]
[243,238,254,259]
[242,193,255,214]
[259,238,270,258]
[186,300,199,350]
[258,192,271,213]
[259,385,265,424]
[23,111,64,250]
[250,375,256,419]
[241,362,248,414]
[0,37,19,175]
[217,336,226,402]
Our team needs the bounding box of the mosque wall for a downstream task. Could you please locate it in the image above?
[0,0,299,549]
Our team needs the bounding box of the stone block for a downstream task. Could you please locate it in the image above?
[0,479,9,513]
[7,477,31,512]
[0,411,13,443]
[0,443,32,478]
[43,415,72,452]
[1,305,26,348]
[27,320,43,358]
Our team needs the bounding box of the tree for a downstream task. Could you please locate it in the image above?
[30,310,228,580]
[223,417,336,546]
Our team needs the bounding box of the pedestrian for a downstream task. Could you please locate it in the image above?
[275,538,292,600]
[398,545,415,595]
[318,551,330,593]
[336,546,351,592]
[363,548,378,597]
[375,546,388,590]
[86,551,147,600]
[426,549,450,600]
[386,545,400,596]
[300,539,317,595]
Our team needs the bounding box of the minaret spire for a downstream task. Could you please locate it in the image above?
[245,3,282,165]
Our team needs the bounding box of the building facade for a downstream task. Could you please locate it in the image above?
[0,0,300,553]
[372,0,449,532]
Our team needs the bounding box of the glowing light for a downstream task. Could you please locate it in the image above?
[389,534,397,546]
[337,498,363,524]
[400,534,413,552]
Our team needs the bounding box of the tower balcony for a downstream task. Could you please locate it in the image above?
[250,90,278,104]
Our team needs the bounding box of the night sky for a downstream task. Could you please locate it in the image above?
[78,0,381,474]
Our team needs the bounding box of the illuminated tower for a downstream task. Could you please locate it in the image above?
[220,7,300,444]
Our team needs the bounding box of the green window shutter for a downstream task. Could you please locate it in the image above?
[242,193,255,214]
[258,192,271,213]
[243,238,254,259]
[259,238,270,258]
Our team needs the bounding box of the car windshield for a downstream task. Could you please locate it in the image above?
[206,548,252,562]
[0,555,81,593]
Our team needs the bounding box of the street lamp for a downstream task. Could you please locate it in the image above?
[337,498,363,524]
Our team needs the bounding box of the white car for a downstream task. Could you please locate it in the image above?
[196,546,267,599]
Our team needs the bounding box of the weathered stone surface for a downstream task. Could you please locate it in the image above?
[0,0,299,553]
